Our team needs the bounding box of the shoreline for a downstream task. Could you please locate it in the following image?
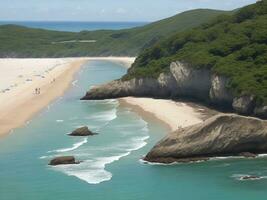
[119,97,217,132]
[0,57,135,137]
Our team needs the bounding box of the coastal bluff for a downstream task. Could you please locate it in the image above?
[81,61,267,118]
[144,114,267,164]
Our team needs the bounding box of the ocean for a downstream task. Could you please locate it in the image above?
[0,21,148,32]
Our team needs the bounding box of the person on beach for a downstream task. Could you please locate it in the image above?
[35,88,38,95]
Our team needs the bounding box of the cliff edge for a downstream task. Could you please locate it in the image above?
[82,61,267,118]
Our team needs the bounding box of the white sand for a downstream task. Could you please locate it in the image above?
[0,57,135,136]
[120,97,211,131]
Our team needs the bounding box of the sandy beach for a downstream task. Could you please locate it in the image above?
[0,57,135,137]
[0,56,215,136]
[120,97,217,132]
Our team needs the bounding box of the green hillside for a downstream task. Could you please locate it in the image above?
[0,9,228,57]
[128,0,267,105]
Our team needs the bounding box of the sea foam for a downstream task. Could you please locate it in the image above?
[54,153,130,184]
[48,102,150,185]
[48,138,88,153]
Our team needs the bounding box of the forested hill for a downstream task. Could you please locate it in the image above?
[128,0,267,106]
[0,9,228,57]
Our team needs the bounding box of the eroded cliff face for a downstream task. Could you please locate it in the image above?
[144,114,267,163]
[209,75,233,106]
[82,61,266,118]
[82,61,212,101]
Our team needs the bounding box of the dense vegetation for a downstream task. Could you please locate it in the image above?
[0,9,227,57]
[128,0,267,105]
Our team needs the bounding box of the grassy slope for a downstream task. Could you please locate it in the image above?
[128,0,267,105]
[0,9,228,57]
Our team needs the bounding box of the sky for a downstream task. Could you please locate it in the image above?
[0,0,258,22]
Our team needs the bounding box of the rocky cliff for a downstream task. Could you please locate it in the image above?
[144,114,267,163]
[82,61,267,118]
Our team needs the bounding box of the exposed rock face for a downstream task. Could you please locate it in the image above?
[254,106,267,118]
[232,95,256,114]
[144,114,267,164]
[69,126,96,136]
[169,62,211,100]
[81,61,266,118]
[49,156,79,166]
[209,75,233,106]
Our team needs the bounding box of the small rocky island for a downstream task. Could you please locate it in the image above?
[69,126,97,136]
[144,114,267,164]
[49,156,80,166]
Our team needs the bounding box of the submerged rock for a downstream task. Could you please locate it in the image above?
[240,175,262,181]
[69,126,96,136]
[238,152,257,158]
[49,156,80,166]
[144,114,267,164]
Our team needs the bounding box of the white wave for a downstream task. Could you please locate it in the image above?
[232,174,267,181]
[258,154,267,157]
[72,80,78,86]
[56,119,64,123]
[39,155,54,159]
[209,154,267,161]
[85,109,117,122]
[48,138,88,153]
[139,159,179,166]
[114,119,148,130]
[141,126,149,133]
[39,155,48,159]
[126,136,149,151]
[54,152,130,184]
[209,156,243,161]
[140,158,207,166]
[89,99,119,106]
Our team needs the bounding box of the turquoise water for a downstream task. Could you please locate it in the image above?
[0,21,148,32]
[1,61,267,200]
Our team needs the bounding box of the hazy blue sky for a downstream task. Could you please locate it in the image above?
[0,0,257,22]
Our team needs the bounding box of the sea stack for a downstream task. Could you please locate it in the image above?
[49,156,80,166]
[69,126,96,136]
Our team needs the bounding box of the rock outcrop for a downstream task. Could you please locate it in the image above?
[81,61,267,118]
[144,114,267,164]
[209,74,233,106]
[232,95,256,114]
[239,175,262,181]
[49,156,80,166]
[69,126,96,136]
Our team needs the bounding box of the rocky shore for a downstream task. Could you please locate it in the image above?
[81,60,267,164]
[144,114,267,164]
[82,61,267,118]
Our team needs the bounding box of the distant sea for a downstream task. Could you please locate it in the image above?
[0,21,148,32]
